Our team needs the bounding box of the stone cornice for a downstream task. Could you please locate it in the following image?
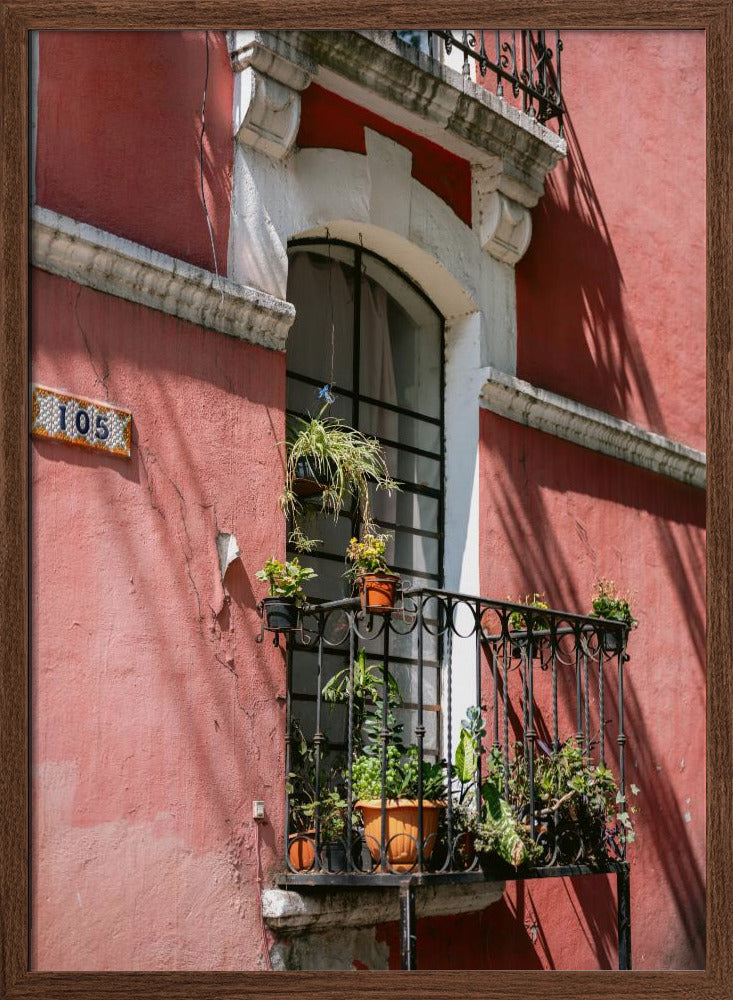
[257,29,566,209]
[31,207,295,351]
[480,368,706,489]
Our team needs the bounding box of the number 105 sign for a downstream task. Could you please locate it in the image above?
[31,385,132,458]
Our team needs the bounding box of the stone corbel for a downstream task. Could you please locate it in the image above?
[229,31,314,161]
[474,162,535,265]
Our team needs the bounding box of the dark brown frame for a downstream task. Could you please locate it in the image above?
[1,3,729,997]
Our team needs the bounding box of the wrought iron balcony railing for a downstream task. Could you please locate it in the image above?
[396,29,564,135]
[281,587,631,885]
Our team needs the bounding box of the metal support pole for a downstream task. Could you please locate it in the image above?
[617,866,632,970]
[399,882,417,970]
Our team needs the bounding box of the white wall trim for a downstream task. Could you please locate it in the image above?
[31,207,296,352]
[480,367,706,489]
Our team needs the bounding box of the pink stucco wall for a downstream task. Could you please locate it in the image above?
[36,31,232,275]
[30,28,706,973]
[31,269,286,969]
[515,30,705,450]
[478,412,706,969]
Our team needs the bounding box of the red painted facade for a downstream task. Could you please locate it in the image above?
[37,31,232,274]
[298,83,473,226]
[515,30,705,449]
[31,29,705,972]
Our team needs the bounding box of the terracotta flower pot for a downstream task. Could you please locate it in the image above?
[262,596,299,631]
[288,831,316,871]
[358,572,400,613]
[356,798,444,872]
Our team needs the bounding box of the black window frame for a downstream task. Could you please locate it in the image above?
[285,237,446,754]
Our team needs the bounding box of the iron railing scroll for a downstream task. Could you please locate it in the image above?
[283,587,631,884]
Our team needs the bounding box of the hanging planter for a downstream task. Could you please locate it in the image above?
[291,455,341,498]
[280,391,399,554]
[347,533,401,614]
[256,557,316,632]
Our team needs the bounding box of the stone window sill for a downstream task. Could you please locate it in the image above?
[262,880,505,934]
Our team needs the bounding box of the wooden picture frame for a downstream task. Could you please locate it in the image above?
[1,3,729,997]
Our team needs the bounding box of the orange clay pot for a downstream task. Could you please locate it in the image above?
[287,831,316,871]
[356,798,444,872]
[358,572,400,613]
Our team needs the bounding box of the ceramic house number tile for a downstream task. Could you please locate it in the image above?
[31,385,132,458]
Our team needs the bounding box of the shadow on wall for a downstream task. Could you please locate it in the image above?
[482,107,706,970]
[518,110,682,438]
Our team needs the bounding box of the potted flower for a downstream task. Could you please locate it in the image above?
[508,593,551,633]
[352,745,447,872]
[346,532,400,612]
[589,578,637,653]
[507,593,550,656]
[280,394,399,553]
[256,556,316,632]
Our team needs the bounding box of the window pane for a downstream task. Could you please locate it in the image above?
[286,248,355,391]
[360,403,441,456]
[359,254,441,421]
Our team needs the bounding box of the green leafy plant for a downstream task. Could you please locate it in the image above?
[590,578,637,628]
[345,532,392,581]
[475,778,533,868]
[301,790,348,843]
[255,557,316,602]
[452,706,486,803]
[474,738,638,868]
[322,648,403,755]
[280,407,399,552]
[508,593,551,632]
[352,745,446,801]
[286,719,318,831]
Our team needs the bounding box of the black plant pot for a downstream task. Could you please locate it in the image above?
[320,840,347,873]
[262,596,299,632]
[292,456,333,498]
[600,627,622,654]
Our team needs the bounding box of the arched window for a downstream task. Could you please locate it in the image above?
[286,239,445,757]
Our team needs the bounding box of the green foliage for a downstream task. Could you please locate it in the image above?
[321,648,403,755]
[281,409,399,552]
[508,593,551,632]
[301,790,348,842]
[590,578,637,628]
[255,556,316,601]
[286,720,318,831]
[345,532,392,579]
[475,779,530,868]
[351,745,446,802]
[453,706,486,791]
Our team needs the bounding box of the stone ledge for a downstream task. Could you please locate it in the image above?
[263,881,505,935]
[234,30,565,209]
[480,367,706,489]
[31,207,296,352]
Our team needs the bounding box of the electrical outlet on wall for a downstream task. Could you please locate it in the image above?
[252,800,266,821]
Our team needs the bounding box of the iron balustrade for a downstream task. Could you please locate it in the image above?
[402,30,564,136]
[282,587,631,884]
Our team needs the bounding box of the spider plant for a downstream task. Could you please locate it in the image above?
[280,401,399,553]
